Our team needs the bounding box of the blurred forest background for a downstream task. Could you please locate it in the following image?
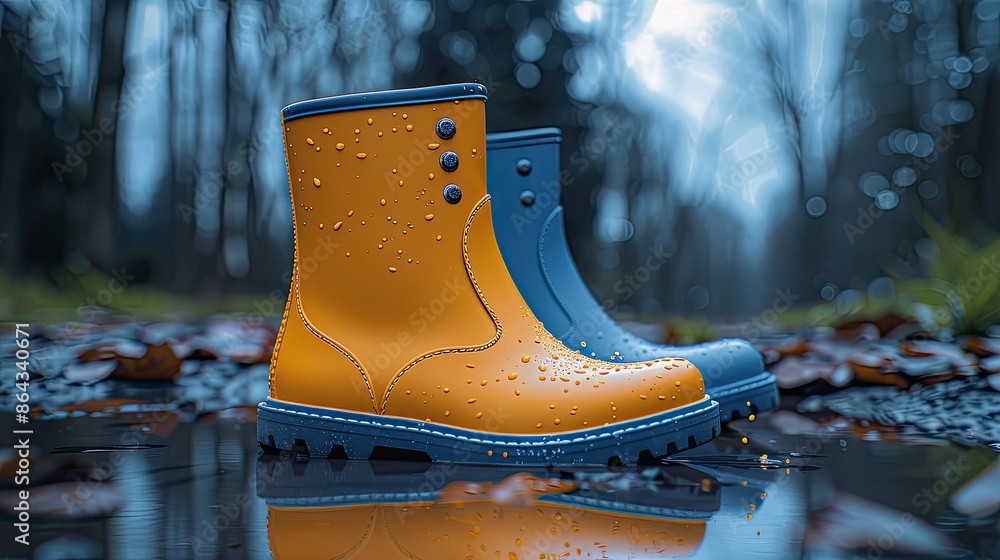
[0,0,998,323]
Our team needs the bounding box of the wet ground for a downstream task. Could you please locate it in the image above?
[2,318,999,558]
[2,401,997,560]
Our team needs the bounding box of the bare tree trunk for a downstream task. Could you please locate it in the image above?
[86,0,126,271]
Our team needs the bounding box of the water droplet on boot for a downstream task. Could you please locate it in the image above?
[357,153,367,159]
[333,221,343,230]
[313,178,322,187]
[428,143,440,150]
[424,214,434,221]
[380,198,387,206]
[388,267,397,272]
[336,143,345,150]
[367,118,374,125]
[306,137,315,145]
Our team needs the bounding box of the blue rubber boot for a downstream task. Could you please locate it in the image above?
[486,128,778,422]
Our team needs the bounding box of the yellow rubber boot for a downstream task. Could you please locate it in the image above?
[259,84,719,466]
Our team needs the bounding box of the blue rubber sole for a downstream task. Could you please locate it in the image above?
[709,372,779,423]
[257,397,720,467]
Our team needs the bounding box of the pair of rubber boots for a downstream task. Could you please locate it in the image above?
[258,83,778,466]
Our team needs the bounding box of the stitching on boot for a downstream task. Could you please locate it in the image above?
[268,267,294,398]
[380,194,503,413]
[294,265,379,414]
[537,205,577,340]
[262,398,716,445]
[282,118,378,414]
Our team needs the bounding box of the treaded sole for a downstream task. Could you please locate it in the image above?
[709,372,780,423]
[257,398,720,467]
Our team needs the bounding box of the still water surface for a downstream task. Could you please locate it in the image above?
[2,408,997,559]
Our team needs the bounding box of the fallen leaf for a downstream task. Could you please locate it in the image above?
[109,342,182,381]
[965,336,1000,356]
[766,336,809,357]
[838,315,909,337]
[438,473,578,506]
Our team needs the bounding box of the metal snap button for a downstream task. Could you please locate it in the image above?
[443,184,462,204]
[435,118,456,139]
[440,151,459,172]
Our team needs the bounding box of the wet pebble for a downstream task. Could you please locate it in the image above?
[63,361,117,385]
[979,355,1000,373]
[818,378,1000,446]
[988,373,1000,392]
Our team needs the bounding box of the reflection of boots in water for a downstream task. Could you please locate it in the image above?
[259,84,719,466]
[264,467,713,559]
[484,128,778,423]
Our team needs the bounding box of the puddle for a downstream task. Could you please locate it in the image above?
[1,410,996,559]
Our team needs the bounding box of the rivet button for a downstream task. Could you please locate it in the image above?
[443,184,462,204]
[440,151,459,172]
[435,118,456,139]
